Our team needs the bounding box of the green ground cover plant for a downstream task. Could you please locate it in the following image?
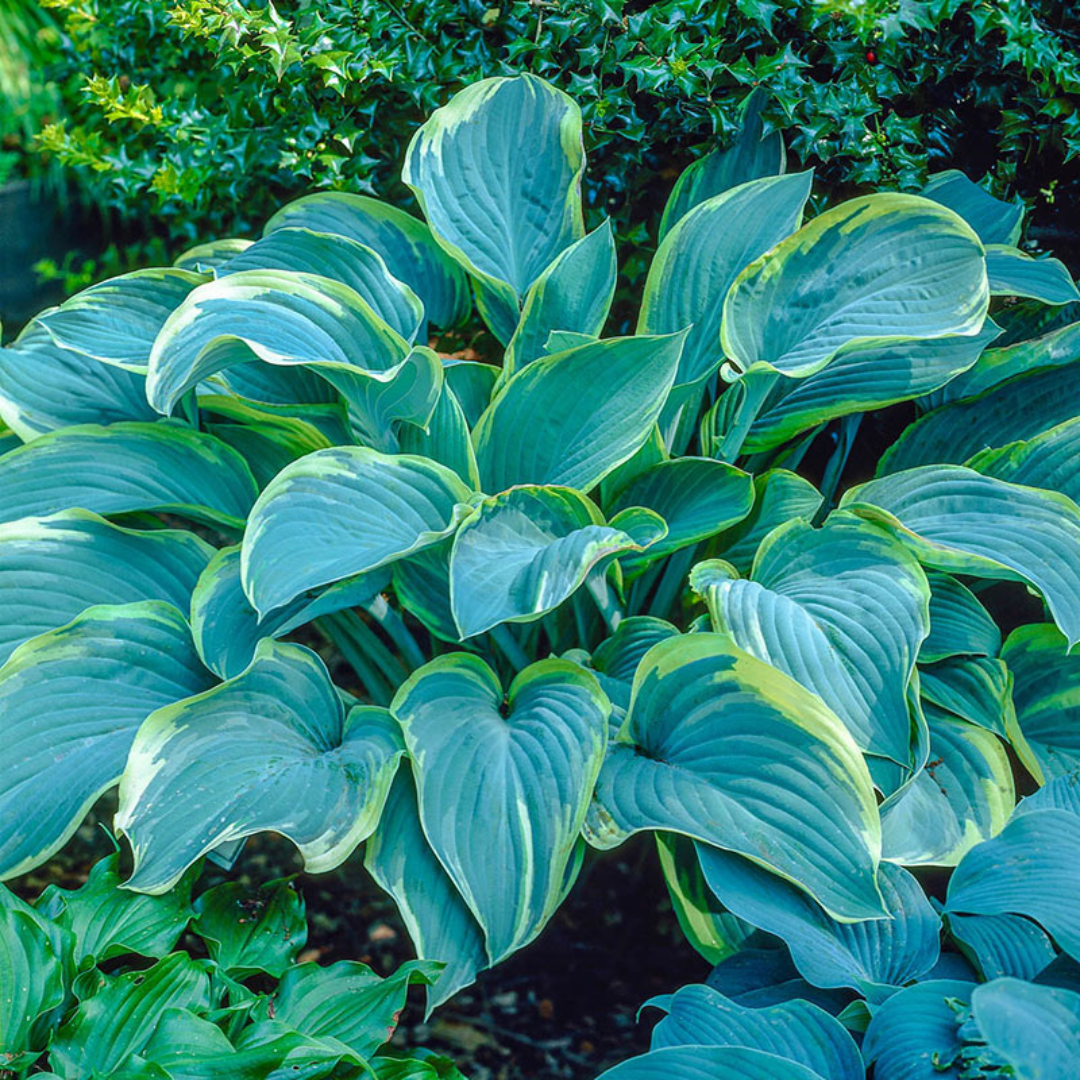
[1,70,1080,1079]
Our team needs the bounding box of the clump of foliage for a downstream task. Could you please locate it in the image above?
[0,854,462,1077]
[2,70,1080,1078]
[31,0,1080,286]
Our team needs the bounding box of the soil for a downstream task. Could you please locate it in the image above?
[11,795,707,1080]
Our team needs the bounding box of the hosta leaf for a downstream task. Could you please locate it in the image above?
[659,88,785,240]
[266,960,440,1058]
[403,74,584,321]
[986,245,1080,304]
[919,571,1000,662]
[880,708,1014,866]
[0,601,215,881]
[0,508,212,666]
[1001,623,1080,783]
[173,237,252,272]
[37,852,195,966]
[393,654,609,963]
[949,913,1057,981]
[1016,770,1080,817]
[862,979,972,1080]
[118,642,405,894]
[190,544,388,679]
[0,322,156,440]
[640,172,813,392]
[883,363,1080,472]
[585,633,883,920]
[392,540,459,644]
[449,485,664,637]
[712,469,823,575]
[744,321,999,452]
[37,267,204,372]
[972,978,1080,1078]
[919,656,1011,735]
[596,1045,825,1080]
[241,446,471,615]
[399,380,479,489]
[649,983,863,1080]
[969,415,1080,503]
[48,953,211,1077]
[473,331,686,493]
[444,360,497,427]
[0,421,258,529]
[218,227,425,342]
[721,194,988,379]
[842,466,1080,647]
[0,907,64,1070]
[264,191,470,329]
[699,849,938,1002]
[192,878,306,978]
[503,221,616,377]
[365,768,488,1012]
[694,514,929,763]
[921,170,1023,245]
[705,947,854,1012]
[944,809,1080,960]
[656,833,755,966]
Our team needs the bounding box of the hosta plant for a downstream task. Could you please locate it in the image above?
[3,71,1080,1072]
[0,854,462,1077]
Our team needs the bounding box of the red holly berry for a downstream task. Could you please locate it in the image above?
[866,49,877,63]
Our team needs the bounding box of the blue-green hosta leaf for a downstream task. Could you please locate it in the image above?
[266,959,439,1059]
[398,379,479,489]
[218,227,425,342]
[48,953,212,1078]
[1016,770,1080,818]
[659,88,785,240]
[640,172,813,393]
[203,412,333,490]
[0,508,212,666]
[0,322,156,440]
[694,514,929,763]
[705,947,855,1012]
[862,979,972,1080]
[37,852,195,966]
[473,331,686,493]
[393,654,609,963]
[972,978,1080,1079]
[192,878,306,978]
[586,633,883,920]
[403,74,585,329]
[712,469,823,575]
[721,194,989,379]
[450,486,664,637]
[37,267,205,372]
[118,642,405,894]
[649,983,863,1080]
[920,571,1001,662]
[921,170,1023,245]
[173,237,253,273]
[503,221,616,377]
[365,769,488,1012]
[699,849,938,1002]
[596,1044,825,1080]
[656,833,755,966]
[969,415,1080,504]
[944,809,1080,960]
[0,421,258,529]
[841,466,1080,648]
[264,191,470,329]
[919,656,1011,735]
[392,540,459,644]
[444,360,497,426]
[0,907,65,1070]
[241,446,471,616]
[744,321,1000,453]
[884,363,1080,473]
[880,708,1014,866]
[925,316,1080,409]
[949,913,1057,981]
[986,245,1080,304]
[1001,623,1080,783]
[190,545,388,679]
[0,602,215,881]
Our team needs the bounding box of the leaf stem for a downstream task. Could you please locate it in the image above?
[490,623,531,672]
[716,369,779,462]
